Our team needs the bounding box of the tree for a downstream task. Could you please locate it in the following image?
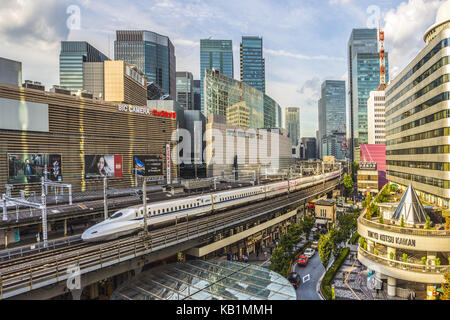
[343,174,353,199]
[269,247,290,276]
[400,215,405,228]
[318,234,333,268]
[442,271,450,300]
[300,215,314,240]
[351,161,359,182]
[329,227,343,258]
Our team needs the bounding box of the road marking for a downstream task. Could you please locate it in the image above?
[303,274,310,283]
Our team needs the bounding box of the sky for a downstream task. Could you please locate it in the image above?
[0,0,444,137]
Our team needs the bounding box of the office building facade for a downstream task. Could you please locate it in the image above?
[205,114,292,177]
[176,71,194,110]
[318,80,346,159]
[200,39,234,114]
[283,107,301,147]
[240,36,265,93]
[115,30,176,97]
[226,101,250,128]
[385,7,450,209]
[204,68,282,130]
[367,90,386,144]
[0,57,22,86]
[59,41,109,92]
[263,94,280,129]
[193,80,201,111]
[301,137,317,160]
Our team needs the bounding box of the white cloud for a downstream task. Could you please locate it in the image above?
[266,49,345,62]
[383,0,442,79]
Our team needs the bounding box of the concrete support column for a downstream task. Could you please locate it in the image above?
[64,219,67,237]
[387,277,396,297]
[427,251,436,271]
[133,267,142,276]
[367,240,374,253]
[4,230,8,249]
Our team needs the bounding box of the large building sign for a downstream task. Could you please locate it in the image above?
[118,104,176,119]
[85,155,123,179]
[133,155,163,176]
[367,230,416,247]
[8,153,62,184]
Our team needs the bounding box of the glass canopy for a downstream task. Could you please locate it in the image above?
[111,260,296,300]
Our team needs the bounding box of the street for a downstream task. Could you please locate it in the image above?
[294,252,325,300]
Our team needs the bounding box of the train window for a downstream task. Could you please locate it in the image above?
[110,212,123,219]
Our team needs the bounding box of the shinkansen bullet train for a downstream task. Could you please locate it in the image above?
[81,171,340,242]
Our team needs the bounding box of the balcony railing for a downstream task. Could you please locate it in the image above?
[358,246,450,274]
[359,215,450,237]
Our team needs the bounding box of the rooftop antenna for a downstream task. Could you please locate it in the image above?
[377,19,387,91]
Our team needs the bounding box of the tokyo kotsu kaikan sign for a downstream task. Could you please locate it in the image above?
[367,230,416,247]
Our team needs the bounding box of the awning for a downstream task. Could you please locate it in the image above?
[315,219,329,225]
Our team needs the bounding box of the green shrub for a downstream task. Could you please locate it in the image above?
[421,257,427,265]
[320,247,350,300]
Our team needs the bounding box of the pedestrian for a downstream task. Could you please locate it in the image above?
[270,247,273,255]
[36,232,40,243]
[243,255,248,263]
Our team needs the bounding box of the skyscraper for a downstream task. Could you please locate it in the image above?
[347,29,389,161]
[176,71,194,110]
[318,80,346,159]
[193,80,201,111]
[200,39,234,114]
[59,41,109,92]
[283,107,301,147]
[115,30,176,97]
[240,36,265,93]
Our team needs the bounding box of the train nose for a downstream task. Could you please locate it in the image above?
[81,227,100,242]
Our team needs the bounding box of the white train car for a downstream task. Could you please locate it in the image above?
[212,186,265,211]
[82,171,340,242]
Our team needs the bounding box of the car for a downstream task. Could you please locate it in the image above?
[311,241,319,249]
[304,248,315,258]
[287,272,300,289]
[297,254,308,266]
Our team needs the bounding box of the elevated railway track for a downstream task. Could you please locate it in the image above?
[0,175,341,299]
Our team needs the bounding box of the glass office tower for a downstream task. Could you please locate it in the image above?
[176,71,194,110]
[203,68,283,130]
[283,107,301,147]
[240,36,265,93]
[115,30,176,97]
[348,29,389,161]
[318,80,346,158]
[200,39,234,114]
[60,41,109,92]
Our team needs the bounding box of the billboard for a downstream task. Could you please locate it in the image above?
[8,153,62,184]
[133,155,163,176]
[85,155,123,179]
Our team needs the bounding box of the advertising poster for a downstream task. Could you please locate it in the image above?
[8,153,62,184]
[85,155,122,179]
[134,155,163,176]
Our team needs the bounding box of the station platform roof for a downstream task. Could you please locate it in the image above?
[111,260,296,300]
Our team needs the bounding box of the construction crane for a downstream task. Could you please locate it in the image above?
[377,21,387,91]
